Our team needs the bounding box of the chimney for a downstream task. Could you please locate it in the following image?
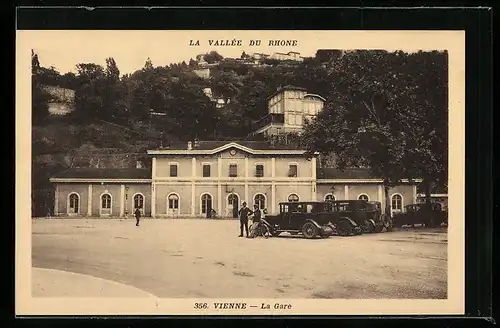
[187,141,192,150]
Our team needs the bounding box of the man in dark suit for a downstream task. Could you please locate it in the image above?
[238,202,253,237]
[134,208,141,226]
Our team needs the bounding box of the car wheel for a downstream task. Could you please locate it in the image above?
[302,222,318,239]
[337,220,353,236]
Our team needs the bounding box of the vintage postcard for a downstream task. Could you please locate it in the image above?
[16,30,465,316]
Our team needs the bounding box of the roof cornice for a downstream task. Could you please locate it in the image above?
[147,142,317,156]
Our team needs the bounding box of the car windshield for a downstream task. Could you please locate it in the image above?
[329,202,352,212]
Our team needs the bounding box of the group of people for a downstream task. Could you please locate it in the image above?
[237,202,267,238]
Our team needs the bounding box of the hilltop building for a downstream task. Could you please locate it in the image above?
[193,68,211,79]
[202,87,231,108]
[271,51,304,62]
[252,85,325,136]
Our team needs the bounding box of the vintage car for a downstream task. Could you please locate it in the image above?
[325,200,392,235]
[262,202,335,239]
[392,203,448,228]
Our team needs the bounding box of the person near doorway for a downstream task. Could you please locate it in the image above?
[248,204,262,238]
[238,202,252,237]
[134,207,141,226]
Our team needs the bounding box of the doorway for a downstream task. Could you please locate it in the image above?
[167,193,180,217]
[227,193,239,218]
[201,193,212,218]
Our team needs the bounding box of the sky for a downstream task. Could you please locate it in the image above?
[19,30,458,75]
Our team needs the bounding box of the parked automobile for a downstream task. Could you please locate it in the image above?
[392,203,448,228]
[262,202,335,239]
[326,200,391,235]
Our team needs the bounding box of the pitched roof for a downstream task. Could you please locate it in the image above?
[268,85,308,100]
[317,168,375,180]
[51,168,151,180]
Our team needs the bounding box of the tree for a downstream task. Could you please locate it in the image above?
[31,49,40,72]
[31,50,53,125]
[302,50,448,215]
[240,51,247,59]
[102,57,128,122]
[74,63,106,121]
[315,49,343,63]
[32,79,53,125]
[204,51,223,64]
[59,72,78,89]
[105,57,120,82]
[144,57,154,70]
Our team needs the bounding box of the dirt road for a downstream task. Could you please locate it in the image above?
[31,219,447,299]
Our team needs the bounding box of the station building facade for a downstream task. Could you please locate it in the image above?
[50,141,418,218]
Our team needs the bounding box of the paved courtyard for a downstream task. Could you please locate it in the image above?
[32,218,447,299]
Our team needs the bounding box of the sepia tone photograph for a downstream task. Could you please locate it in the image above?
[16,30,465,315]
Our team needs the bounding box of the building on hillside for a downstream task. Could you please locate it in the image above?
[193,68,211,79]
[251,52,270,60]
[149,110,167,117]
[252,85,325,136]
[271,51,304,62]
[202,87,230,108]
[49,140,420,218]
[41,85,75,116]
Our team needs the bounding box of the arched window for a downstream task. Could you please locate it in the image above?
[288,194,299,202]
[228,194,238,206]
[324,194,335,202]
[201,193,212,215]
[391,194,403,211]
[254,194,266,209]
[168,193,179,210]
[134,194,144,210]
[68,193,79,214]
[358,194,369,201]
[101,194,112,215]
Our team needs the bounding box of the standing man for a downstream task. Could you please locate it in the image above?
[248,204,262,238]
[134,207,141,227]
[238,202,252,237]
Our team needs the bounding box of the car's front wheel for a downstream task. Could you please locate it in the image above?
[302,222,318,239]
